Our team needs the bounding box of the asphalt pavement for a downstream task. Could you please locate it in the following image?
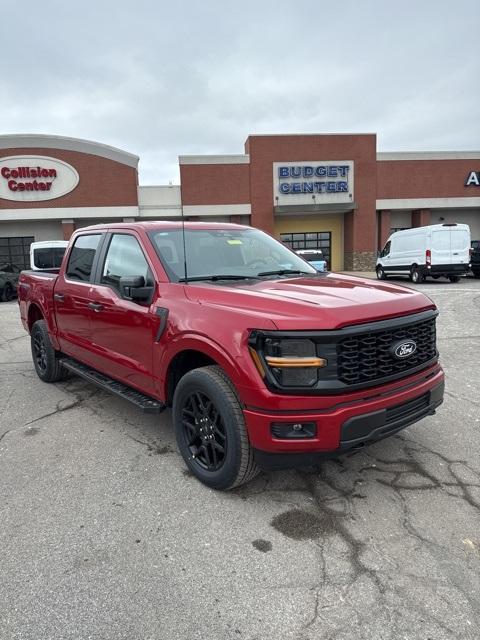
[1,275,479,640]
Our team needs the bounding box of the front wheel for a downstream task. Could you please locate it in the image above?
[173,365,260,490]
[376,266,386,280]
[449,276,460,283]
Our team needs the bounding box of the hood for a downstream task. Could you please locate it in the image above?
[184,273,435,330]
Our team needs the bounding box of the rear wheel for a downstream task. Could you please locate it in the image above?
[31,320,68,382]
[2,283,14,302]
[410,267,424,284]
[173,365,260,490]
[376,266,386,280]
[449,276,460,283]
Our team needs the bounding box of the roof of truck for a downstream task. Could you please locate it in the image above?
[77,221,251,233]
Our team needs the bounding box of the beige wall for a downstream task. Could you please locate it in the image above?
[274,214,344,271]
[0,220,63,241]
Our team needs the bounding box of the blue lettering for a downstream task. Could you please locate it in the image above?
[327,166,338,177]
[290,166,301,178]
[327,182,337,192]
[337,181,348,192]
[279,183,290,194]
[302,182,313,193]
[337,165,349,177]
[314,181,327,193]
[291,183,301,193]
[278,167,289,178]
[315,166,327,177]
[302,166,314,177]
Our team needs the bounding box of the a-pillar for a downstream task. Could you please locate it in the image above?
[62,219,75,240]
[412,209,431,227]
[378,210,391,250]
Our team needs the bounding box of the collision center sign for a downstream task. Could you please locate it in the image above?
[273,160,354,206]
[0,155,79,201]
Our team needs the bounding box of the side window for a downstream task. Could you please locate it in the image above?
[381,241,391,257]
[66,234,102,282]
[101,234,151,294]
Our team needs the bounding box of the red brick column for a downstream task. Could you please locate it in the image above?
[62,219,75,240]
[412,209,431,227]
[378,210,391,249]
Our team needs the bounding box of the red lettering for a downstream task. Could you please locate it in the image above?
[17,182,25,191]
[10,169,19,178]
[48,169,57,178]
[31,169,38,178]
[1,167,10,178]
[25,183,33,191]
[8,180,17,191]
[41,169,49,178]
[46,182,52,190]
[39,182,46,191]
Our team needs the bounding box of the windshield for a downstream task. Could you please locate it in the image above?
[149,228,317,282]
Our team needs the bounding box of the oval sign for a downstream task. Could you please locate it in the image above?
[0,155,79,202]
[392,340,417,359]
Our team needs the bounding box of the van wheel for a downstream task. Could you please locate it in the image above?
[173,365,260,490]
[31,320,68,382]
[449,276,460,283]
[376,266,386,280]
[410,267,424,284]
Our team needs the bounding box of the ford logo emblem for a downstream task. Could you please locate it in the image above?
[391,339,417,359]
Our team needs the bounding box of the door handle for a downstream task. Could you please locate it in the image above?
[88,302,104,312]
[54,293,65,302]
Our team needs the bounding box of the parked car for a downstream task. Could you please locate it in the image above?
[18,222,444,490]
[471,240,480,278]
[376,223,471,283]
[0,263,20,301]
[295,249,327,271]
[30,240,69,270]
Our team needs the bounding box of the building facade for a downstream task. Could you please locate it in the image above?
[1,133,479,271]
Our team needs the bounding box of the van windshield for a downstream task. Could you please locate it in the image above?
[149,228,317,282]
[33,247,66,269]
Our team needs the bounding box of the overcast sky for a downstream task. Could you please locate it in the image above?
[1,0,479,183]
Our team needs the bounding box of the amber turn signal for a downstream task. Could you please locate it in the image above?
[264,356,327,368]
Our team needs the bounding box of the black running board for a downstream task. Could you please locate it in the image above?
[60,357,165,414]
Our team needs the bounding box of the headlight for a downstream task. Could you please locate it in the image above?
[251,336,327,387]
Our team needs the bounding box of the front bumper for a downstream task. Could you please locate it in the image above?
[243,365,444,468]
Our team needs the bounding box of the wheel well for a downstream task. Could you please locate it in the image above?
[28,304,44,331]
[166,350,216,406]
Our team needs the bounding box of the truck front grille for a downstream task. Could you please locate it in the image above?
[336,317,436,385]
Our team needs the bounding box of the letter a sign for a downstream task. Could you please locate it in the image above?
[465,171,480,186]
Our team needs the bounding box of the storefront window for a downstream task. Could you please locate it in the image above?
[0,236,34,270]
[280,231,332,268]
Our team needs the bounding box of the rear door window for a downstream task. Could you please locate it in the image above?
[65,234,102,282]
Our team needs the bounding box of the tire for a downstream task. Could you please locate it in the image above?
[449,276,460,283]
[376,266,386,280]
[410,267,424,284]
[31,320,68,382]
[473,272,480,279]
[2,283,14,302]
[173,365,260,490]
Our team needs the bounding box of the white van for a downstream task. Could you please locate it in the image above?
[30,241,69,271]
[376,224,471,283]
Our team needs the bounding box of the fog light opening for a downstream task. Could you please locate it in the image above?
[270,421,317,439]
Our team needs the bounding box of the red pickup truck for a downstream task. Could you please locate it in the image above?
[18,222,444,489]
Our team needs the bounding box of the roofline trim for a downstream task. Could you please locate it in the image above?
[0,134,139,168]
[377,151,480,161]
[179,154,250,165]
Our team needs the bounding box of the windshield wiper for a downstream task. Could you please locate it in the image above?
[256,269,312,277]
[178,274,259,282]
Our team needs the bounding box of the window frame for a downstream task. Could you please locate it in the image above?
[64,233,105,284]
[94,231,156,303]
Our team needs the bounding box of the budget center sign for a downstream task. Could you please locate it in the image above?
[273,161,354,206]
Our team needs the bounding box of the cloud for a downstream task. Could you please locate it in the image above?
[1,0,479,183]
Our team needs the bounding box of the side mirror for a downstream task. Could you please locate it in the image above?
[119,275,153,302]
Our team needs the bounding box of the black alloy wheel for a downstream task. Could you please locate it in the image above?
[181,390,227,471]
[2,283,14,301]
[32,331,48,375]
[376,266,386,280]
[173,365,259,490]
